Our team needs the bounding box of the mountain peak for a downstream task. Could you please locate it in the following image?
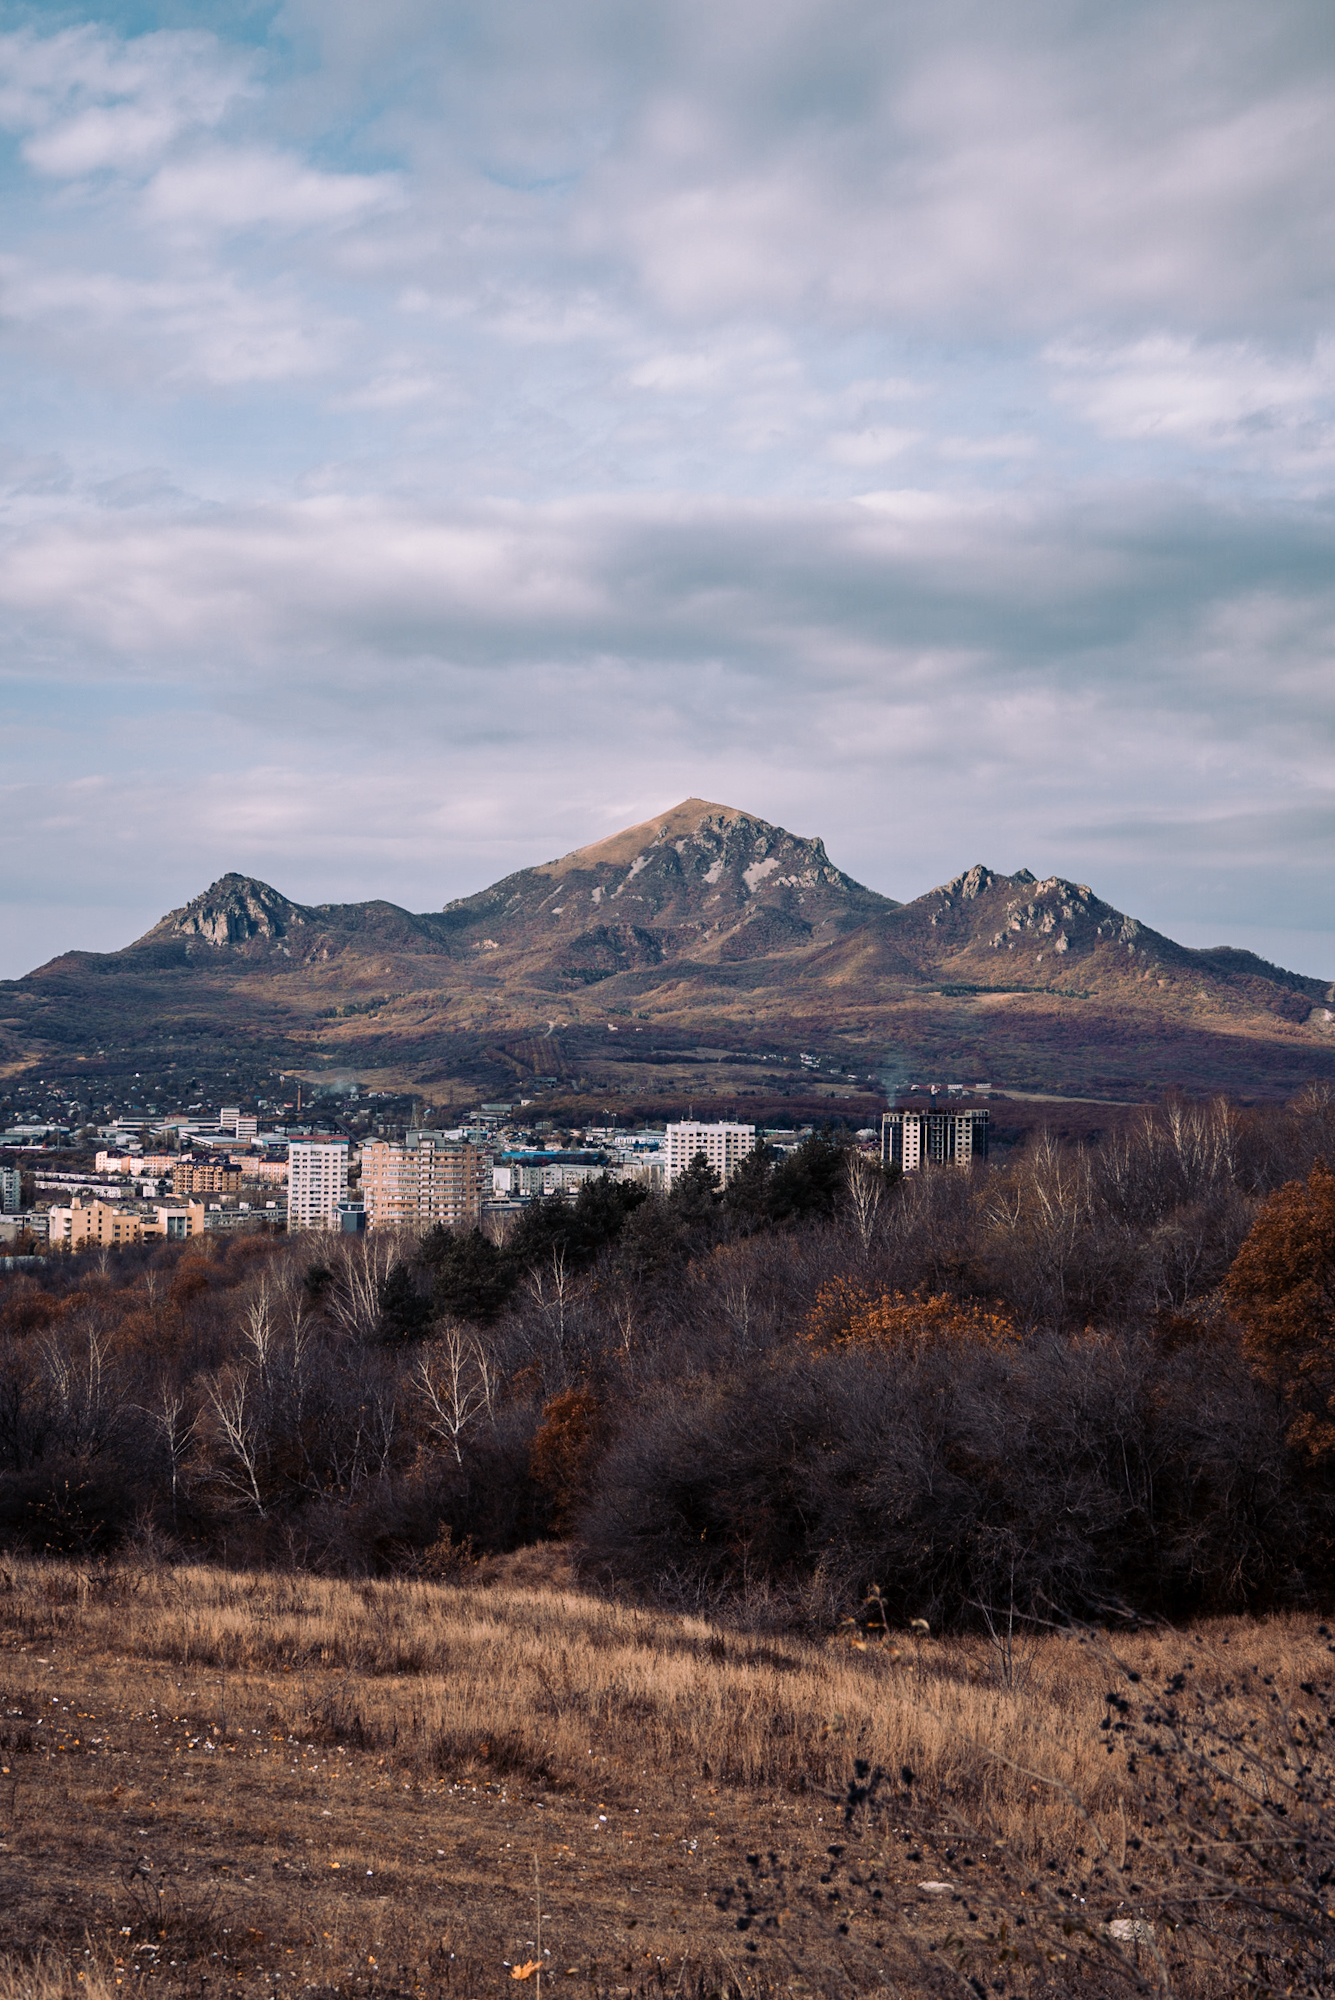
[442,798,895,958]
[150,873,309,947]
[546,798,749,873]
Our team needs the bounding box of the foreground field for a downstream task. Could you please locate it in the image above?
[0,1558,1333,1997]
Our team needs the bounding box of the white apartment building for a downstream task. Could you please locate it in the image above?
[665,1121,755,1189]
[492,1160,605,1198]
[0,1166,21,1214]
[286,1139,351,1232]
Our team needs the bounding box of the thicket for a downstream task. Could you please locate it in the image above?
[2,1090,1334,1629]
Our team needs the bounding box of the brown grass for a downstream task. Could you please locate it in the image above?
[0,1963,121,2000]
[1,1557,1332,1995]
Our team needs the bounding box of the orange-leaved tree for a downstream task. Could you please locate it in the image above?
[528,1387,604,1536]
[1225,1159,1335,1460]
[803,1276,1015,1353]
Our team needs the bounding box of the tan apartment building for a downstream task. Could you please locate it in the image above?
[171,1158,243,1196]
[880,1109,989,1171]
[361,1132,484,1232]
[46,1199,209,1249]
[95,1152,175,1177]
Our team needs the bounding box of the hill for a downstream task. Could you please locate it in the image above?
[2,800,1332,1107]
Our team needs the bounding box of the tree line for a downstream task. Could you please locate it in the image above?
[1,1088,1334,1629]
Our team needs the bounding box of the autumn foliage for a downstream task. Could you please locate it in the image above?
[6,1099,1335,1624]
[803,1275,1016,1352]
[1226,1159,1335,1459]
[528,1387,604,1535]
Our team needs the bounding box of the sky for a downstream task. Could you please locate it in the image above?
[0,0,1333,981]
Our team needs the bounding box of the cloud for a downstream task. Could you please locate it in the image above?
[825,427,922,466]
[0,255,350,385]
[1046,336,1335,464]
[0,24,253,176]
[554,0,1335,337]
[92,466,188,509]
[0,3,1332,983]
[0,482,1329,794]
[141,147,403,235]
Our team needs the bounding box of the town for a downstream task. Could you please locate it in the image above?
[0,1078,1001,1255]
[0,1090,830,1255]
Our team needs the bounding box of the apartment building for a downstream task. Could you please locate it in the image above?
[492,1160,605,1198]
[0,1211,46,1245]
[286,1139,351,1232]
[664,1120,756,1189]
[881,1109,989,1172]
[46,1199,209,1249]
[94,1152,174,1177]
[171,1158,243,1196]
[47,1199,148,1250]
[0,1166,21,1214]
[361,1132,483,1231]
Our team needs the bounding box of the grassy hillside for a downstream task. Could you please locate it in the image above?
[3,1560,1335,1996]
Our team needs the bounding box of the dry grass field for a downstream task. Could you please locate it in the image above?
[1,1555,1333,1997]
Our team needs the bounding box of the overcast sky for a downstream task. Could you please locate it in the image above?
[1,0,1333,981]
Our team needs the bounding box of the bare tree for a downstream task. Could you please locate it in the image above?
[982,1134,1128,1326]
[41,1321,125,1458]
[608,1290,637,1357]
[324,1231,406,1341]
[525,1248,582,1374]
[844,1152,885,1252]
[206,1369,269,1515]
[318,1352,399,1498]
[138,1382,201,1529]
[239,1281,280,1375]
[414,1322,496,1464]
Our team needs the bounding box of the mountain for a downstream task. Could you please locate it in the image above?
[2,801,1332,1109]
[438,799,896,980]
[145,873,458,961]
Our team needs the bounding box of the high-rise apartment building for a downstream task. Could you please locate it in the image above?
[0,1166,20,1214]
[665,1120,755,1189]
[881,1109,989,1172]
[286,1139,350,1232]
[360,1132,484,1232]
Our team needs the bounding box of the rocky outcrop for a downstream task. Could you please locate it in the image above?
[153,874,308,948]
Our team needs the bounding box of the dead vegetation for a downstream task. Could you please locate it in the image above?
[5,1092,1335,1638]
[3,1557,1335,1994]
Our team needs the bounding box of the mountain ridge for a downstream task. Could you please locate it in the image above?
[4,799,1333,1104]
